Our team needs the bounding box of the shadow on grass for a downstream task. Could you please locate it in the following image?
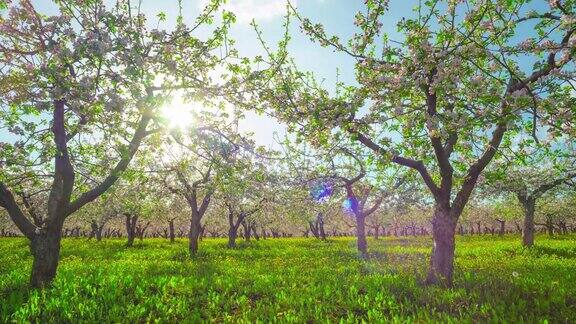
[0,281,31,322]
[218,240,263,250]
[545,234,576,241]
[170,248,219,262]
[528,245,576,259]
[60,238,134,259]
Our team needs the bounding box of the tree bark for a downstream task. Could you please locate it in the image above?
[227,210,248,248]
[168,219,175,243]
[199,225,205,240]
[136,222,150,241]
[125,214,138,247]
[189,218,201,256]
[30,233,62,288]
[309,220,319,239]
[96,226,103,241]
[514,222,522,234]
[521,198,536,247]
[496,219,505,236]
[426,206,457,287]
[89,220,98,241]
[545,219,554,237]
[252,224,260,240]
[228,226,238,248]
[355,213,368,258]
[318,216,326,240]
[241,220,251,241]
[309,213,326,240]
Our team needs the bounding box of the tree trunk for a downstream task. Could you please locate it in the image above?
[136,222,150,241]
[252,225,260,240]
[318,215,326,240]
[125,214,138,247]
[126,233,135,247]
[169,219,175,243]
[241,221,251,241]
[355,213,368,257]
[514,222,522,234]
[30,233,62,288]
[521,198,536,247]
[89,220,98,240]
[426,206,457,287]
[309,221,319,239]
[198,225,205,241]
[189,219,201,256]
[374,225,380,239]
[545,219,554,237]
[228,226,238,248]
[96,227,103,241]
[496,219,505,236]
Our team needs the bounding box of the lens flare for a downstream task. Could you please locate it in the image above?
[342,197,359,215]
[310,182,333,202]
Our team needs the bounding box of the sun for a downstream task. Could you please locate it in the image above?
[161,94,196,129]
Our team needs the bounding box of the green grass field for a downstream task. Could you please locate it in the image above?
[1,235,575,322]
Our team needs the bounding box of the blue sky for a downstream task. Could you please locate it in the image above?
[7,0,553,149]
[192,0,419,148]
[28,0,421,149]
[13,1,360,148]
[125,0,550,149]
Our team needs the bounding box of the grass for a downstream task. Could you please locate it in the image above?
[1,234,575,322]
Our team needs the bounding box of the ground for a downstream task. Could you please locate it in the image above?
[1,235,575,322]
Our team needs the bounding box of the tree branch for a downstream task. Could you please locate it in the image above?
[47,99,75,222]
[67,112,152,216]
[347,128,441,197]
[532,171,576,199]
[0,182,37,238]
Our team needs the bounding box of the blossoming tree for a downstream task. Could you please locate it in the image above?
[250,0,576,285]
[487,138,576,246]
[0,0,234,287]
[160,111,245,256]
